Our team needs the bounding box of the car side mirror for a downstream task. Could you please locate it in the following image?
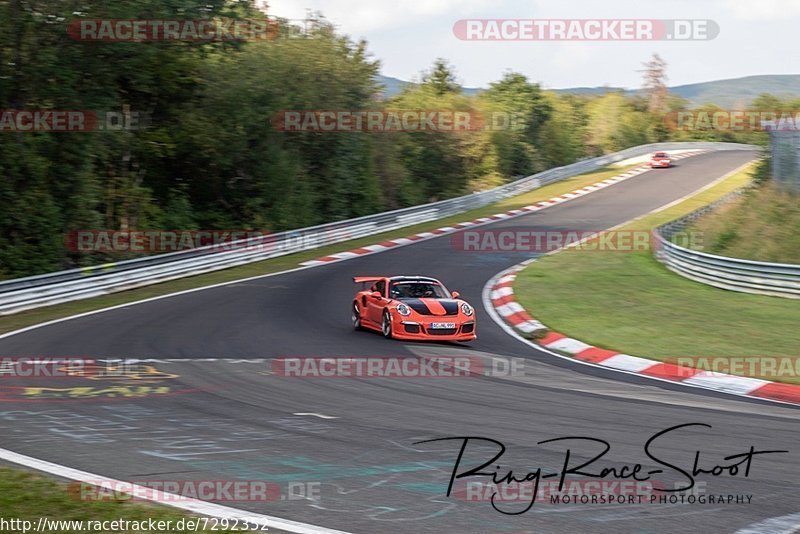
[371,291,383,299]
[451,291,460,299]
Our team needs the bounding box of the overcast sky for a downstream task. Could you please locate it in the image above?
[266,0,800,89]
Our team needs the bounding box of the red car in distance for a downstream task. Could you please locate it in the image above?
[650,151,672,168]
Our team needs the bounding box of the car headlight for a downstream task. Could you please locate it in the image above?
[396,303,411,316]
[461,303,473,316]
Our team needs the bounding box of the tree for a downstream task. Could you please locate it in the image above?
[422,58,460,96]
[537,93,590,166]
[641,53,669,113]
[481,71,552,176]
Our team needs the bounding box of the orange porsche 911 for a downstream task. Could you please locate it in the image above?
[352,276,476,341]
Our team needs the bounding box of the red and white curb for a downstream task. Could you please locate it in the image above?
[300,151,707,267]
[487,262,800,406]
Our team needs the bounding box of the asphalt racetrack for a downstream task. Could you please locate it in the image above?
[2,149,798,534]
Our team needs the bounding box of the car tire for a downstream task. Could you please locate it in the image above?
[381,310,393,339]
[352,302,363,330]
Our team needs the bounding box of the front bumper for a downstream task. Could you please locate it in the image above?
[650,160,671,167]
[393,320,477,341]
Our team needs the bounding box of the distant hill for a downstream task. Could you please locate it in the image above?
[375,74,482,97]
[668,75,800,107]
[376,74,800,107]
[550,86,626,96]
[551,75,800,107]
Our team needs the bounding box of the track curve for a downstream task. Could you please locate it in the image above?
[2,149,798,534]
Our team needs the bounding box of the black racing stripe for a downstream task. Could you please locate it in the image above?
[399,298,431,315]
[399,298,459,315]
[438,300,459,315]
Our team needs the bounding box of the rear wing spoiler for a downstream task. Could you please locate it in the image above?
[353,276,382,284]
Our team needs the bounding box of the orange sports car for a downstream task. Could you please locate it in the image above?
[352,276,476,341]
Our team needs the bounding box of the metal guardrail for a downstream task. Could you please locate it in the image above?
[654,176,800,299]
[0,142,758,315]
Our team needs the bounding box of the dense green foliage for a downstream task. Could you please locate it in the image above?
[0,2,779,278]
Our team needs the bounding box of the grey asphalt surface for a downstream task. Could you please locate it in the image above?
[1,149,798,534]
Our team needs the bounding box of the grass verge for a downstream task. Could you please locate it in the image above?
[0,163,640,335]
[0,466,244,533]
[514,161,800,385]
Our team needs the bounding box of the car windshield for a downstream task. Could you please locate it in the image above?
[389,282,450,299]
[654,152,668,158]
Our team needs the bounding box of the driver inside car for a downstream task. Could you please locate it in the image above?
[410,284,435,298]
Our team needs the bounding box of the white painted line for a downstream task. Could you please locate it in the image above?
[516,320,546,333]
[734,512,800,534]
[495,302,524,317]
[600,354,659,373]
[545,337,593,355]
[496,275,517,285]
[0,447,354,534]
[99,358,265,364]
[683,372,769,395]
[331,251,359,259]
[491,287,514,299]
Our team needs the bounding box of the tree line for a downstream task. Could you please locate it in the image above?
[0,2,776,278]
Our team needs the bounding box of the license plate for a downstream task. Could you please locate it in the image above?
[429,322,456,329]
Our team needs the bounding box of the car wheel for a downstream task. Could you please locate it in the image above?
[381,310,393,339]
[352,302,362,330]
